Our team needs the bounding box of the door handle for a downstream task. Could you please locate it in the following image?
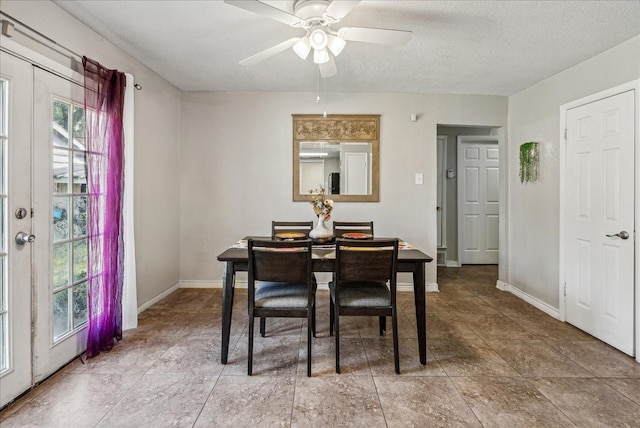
[15,232,36,245]
[606,231,630,240]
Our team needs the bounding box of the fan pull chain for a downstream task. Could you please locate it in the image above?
[323,72,327,117]
[316,66,321,104]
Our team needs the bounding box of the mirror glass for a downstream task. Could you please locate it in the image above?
[299,141,372,196]
[293,115,379,202]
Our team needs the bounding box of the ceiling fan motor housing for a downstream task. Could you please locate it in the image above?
[294,0,331,22]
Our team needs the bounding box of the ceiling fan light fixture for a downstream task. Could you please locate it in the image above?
[293,37,312,59]
[313,47,330,64]
[309,28,328,49]
[327,34,346,56]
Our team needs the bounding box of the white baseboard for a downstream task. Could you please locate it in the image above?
[496,280,559,319]
[446,260,461,268]
[137,281,180,313]
[179,280,220,288]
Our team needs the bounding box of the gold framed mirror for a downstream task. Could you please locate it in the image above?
[293,114,380,202]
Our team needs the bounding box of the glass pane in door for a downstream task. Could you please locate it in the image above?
[50,98,88,342]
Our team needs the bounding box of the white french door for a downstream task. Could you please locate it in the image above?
[564,88,635,356]
[0,51,34,408]
[0,50,88,406]
[457,136,500,264]
[344,152,368,195]
[33,67,88,380]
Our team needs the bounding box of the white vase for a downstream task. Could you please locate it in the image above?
[309,214,333,243]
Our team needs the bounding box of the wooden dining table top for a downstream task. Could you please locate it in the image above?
[217,237,433,265]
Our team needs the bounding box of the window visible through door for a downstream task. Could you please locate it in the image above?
[51,98,88,342]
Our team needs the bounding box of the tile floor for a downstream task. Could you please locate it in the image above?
[1,265,639,427]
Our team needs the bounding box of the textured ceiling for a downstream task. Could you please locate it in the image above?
[53,0,640,95]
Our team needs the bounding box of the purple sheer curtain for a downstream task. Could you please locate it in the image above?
[83,56,126,358]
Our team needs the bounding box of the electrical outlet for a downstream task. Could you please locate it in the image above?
[415,173,423,185]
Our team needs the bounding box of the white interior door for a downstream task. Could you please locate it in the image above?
[457,137,499,264]
[344,152,368,195]
[564,89,635,356]
[0,51,34,408]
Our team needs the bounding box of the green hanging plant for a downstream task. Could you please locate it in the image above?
[519,142,539,183]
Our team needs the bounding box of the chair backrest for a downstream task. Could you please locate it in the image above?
[248,239,313,285]
[332,221,374,238]
[271,221,314,240]
[334,238,399,285]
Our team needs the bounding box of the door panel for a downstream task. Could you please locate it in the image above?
[565,90,634,355]
[458,138,499,264]
[0,52,34,407]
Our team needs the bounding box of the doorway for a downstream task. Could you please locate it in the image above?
[436,126,501,268]
[560,81,638,358]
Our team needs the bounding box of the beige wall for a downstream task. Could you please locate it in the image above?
[2,1,183,307]
[179,92,508,287]
[507,36,640,308]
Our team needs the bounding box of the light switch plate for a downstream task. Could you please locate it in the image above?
[415,173,423,185]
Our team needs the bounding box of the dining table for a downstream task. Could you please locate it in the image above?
[216,237,433,365]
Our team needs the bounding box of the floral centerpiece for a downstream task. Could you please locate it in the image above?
[308,186,334,242]
[309,186,334,221]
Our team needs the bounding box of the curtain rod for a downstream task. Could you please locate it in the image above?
[1,11,83,61]
[0,11,142,90]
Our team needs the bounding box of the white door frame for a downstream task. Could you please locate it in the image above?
[457,135,500,265]
[559,80,640,362]
[437,135,447,251]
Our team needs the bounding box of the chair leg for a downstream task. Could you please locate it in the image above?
[248,315,255,376]
[379,316,386,336]
[312,299,317,338]
[329,296,335,336]
[392,309,400,374]
[335,307,341,374]
[307,311,312,377]
[260,317,266,337]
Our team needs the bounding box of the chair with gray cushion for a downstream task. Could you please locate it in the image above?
[329,238,400,374]
[247,238,316,376]
[262,221,314,337]
[331,221,390,334]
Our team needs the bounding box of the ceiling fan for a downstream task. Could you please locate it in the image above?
[224,0,412,77]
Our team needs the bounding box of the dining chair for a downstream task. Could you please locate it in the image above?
[247,238,316,377]
[331,221,389,334]
[329,238,400,374]
[332,221,374,238]
[263,221,314,337]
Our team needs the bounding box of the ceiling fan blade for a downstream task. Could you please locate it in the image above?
[324,1,361,22]
[239,37,300,66]
[224,0,302,26]
[338,27,412,45]
[319,54,337,78]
